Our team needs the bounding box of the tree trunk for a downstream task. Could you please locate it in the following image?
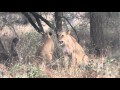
[90,12,105,57]
[55,12,63,37]
[54,12,63,59]
[90,12,120,57]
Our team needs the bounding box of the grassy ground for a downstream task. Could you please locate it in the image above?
[0,24,120,78]
[8,55,120,78]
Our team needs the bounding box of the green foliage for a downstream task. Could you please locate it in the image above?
[9,63,49,78]
[18,32,42,58]
[106,58,115,64]
[27,66,49,78]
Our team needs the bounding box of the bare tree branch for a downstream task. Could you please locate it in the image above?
[62,16,79,43]
[30,12,55,30]
[21,12,44,34]
[31,12,44,34]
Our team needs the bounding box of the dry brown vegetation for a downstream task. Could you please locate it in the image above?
[0,24,119,78]
[0,12,119,78]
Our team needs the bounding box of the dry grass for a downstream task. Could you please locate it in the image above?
[7,55,120,78]
[0,24,120,78]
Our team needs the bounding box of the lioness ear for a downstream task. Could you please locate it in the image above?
[49,32,52,36]
[66,30,71,35]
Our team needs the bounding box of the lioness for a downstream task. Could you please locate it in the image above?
[57,30,88,68]
[36,32,54,65]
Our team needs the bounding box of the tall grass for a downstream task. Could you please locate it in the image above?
[7,29,120,78]
[0,24,119,78]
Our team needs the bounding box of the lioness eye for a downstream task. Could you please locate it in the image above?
[62,35,64,37]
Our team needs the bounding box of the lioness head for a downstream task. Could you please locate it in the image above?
[42,31,53,39]
[57,31,71,47]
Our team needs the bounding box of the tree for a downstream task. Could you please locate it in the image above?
[22,12,55,34]
[55,12,63,38]
[90,12,120,57]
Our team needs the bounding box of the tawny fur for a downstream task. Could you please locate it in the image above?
[58,31,88,68]
[36,32,54,64]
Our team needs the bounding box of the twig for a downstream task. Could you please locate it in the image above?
[62,16,79,43]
